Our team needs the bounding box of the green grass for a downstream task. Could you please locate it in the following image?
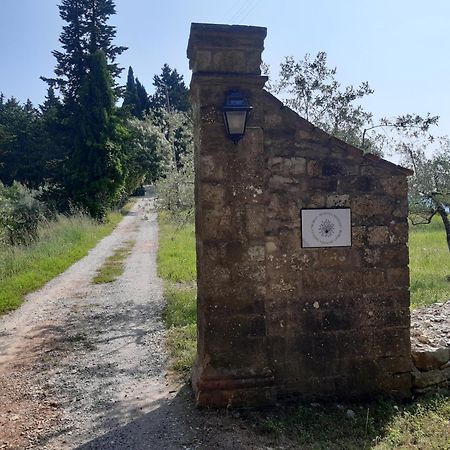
[409,218,450,309]
[92,240,135,284]
[165,323,197,373]
[163,284,197,327]
[157,211,196,282]
[0,211,122,315]
[256,393,450,449]
[157,211,197,373]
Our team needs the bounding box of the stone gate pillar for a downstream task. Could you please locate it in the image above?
[187,23,412,408]
[187,24,275,407]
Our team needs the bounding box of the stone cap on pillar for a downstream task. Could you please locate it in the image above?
[187,23,267,75]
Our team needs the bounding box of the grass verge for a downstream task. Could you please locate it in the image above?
[0,211,123,315]
[256,393,450,449]
[92,240,136,284]
[409,218,450,309]
[157,211,196,283]
[157,212,197,373]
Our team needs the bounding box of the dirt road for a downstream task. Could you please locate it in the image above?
[0,198,281,450]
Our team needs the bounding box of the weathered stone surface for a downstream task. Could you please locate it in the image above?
[189,22,412,407]
[410,301,450,391]
[412,348,450,370]
[411,301,450,354]
[412,367,450,389]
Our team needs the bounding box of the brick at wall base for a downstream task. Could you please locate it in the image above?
[191,364,276,408]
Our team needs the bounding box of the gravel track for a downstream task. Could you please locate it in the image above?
[0,197,171,449]
[0,196,282,450]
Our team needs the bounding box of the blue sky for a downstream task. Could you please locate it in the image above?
[1,0,449,137]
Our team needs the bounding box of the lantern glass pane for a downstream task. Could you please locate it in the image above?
[225,110,246,135]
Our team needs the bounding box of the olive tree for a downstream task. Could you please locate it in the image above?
[400,137,450,251]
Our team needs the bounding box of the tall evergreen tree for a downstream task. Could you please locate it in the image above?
[135,78,150,116]
[149,64,190,112]
[42,0,127,102]
[42,0,127,216]
[39,88,67,192]
[0,96,42,187]
[122,66,140,117]
[67,50,124,219]
[122,67,150,119]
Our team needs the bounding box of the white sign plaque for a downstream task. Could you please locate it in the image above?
[301,208,351,248]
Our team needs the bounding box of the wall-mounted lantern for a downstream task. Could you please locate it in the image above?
[222,90,253,144]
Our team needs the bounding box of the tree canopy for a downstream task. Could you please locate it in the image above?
[149,64,190,112]
[42,0,127,102]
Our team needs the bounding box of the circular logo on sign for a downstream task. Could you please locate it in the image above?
[311,212,343,244]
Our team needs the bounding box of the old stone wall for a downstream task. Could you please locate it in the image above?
[261,92,411,402]
[188,23,412,407]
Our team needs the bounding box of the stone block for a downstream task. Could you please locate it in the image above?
[212,49,247,72]
[247,245,265,262]
[318,248,360,269]
[291,157,307,176]
[386,267,410,288]
[245,205,265,240]
[336,331,372,360]
[372,327,411,358]
[412,366,450,389]
[352,195,393,217]
[379,372,412,398]
[360,270,385,290]
[199,154,226,181]
[392,199,408,217]
[388,222,408,244]
[302,270,339,293]
[203,290,266,316]
[193,49,212,72]
[352,226,366,247]
[362,245,409,268]
[326,194,350,207]
[367,226,389,245]
[412,347,450,371]
[201,183,226,210]
[380,176,408,197]
[306,193,326,208]
[307,160,322,176]
[378,355,412,373]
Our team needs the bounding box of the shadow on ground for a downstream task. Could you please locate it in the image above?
[72,385,279,450]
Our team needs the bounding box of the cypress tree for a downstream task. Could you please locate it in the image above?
[149,64,190,112]
[122,68,150,119]
[135,78,150,117]
[68,50,124,219]
[122,67,140,117]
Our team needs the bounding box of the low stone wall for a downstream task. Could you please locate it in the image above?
[411,301,450,392]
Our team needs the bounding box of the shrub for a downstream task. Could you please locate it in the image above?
[0,182,47,245]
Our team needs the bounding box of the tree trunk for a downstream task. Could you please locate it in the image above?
[436,207,450,252]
